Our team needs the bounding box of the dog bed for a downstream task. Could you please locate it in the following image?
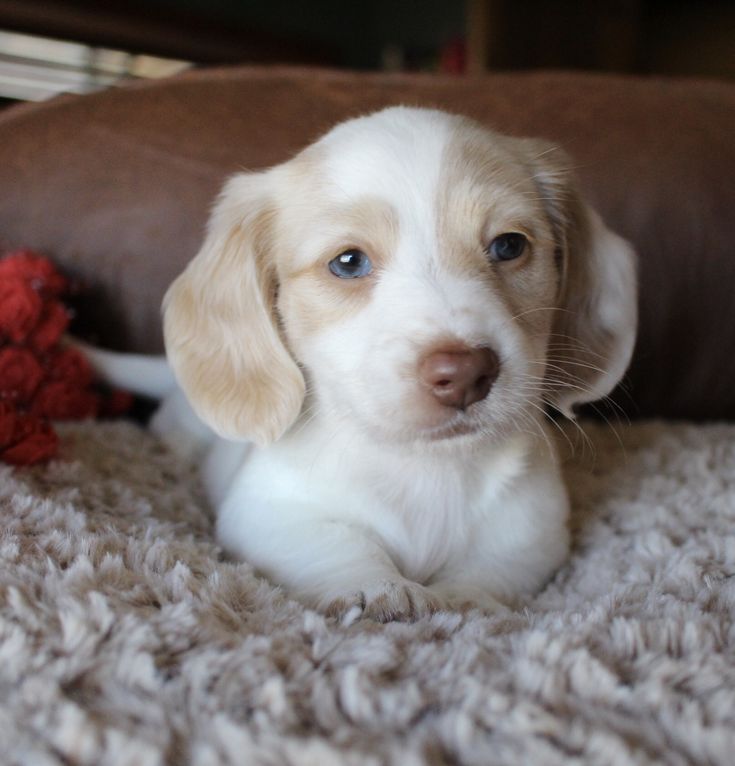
[2,418,733,765]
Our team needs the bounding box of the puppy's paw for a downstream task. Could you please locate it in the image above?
[323,580,444,624]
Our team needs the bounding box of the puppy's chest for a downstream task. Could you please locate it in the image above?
[370,468,475,578]
[353,445,528,581]
[259,430,531,581]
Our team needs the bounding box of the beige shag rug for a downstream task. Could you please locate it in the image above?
[1,419,735,765]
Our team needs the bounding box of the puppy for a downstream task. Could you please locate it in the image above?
[95,107,637,622]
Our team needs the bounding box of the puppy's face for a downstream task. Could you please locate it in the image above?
[164,108,637,446]
[275,118,560,443]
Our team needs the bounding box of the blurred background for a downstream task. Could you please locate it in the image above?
[0,0,733,107]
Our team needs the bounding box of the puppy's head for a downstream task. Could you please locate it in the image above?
[163,107,637,447]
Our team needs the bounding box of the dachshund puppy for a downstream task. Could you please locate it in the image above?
[157,107,637,621]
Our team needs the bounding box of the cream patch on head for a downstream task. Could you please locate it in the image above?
[276,195,399,342]
[272,108,453,355]
[436,120,561,340]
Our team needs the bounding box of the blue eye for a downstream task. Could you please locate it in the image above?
[328,249,372,279]
[487,233,528,262]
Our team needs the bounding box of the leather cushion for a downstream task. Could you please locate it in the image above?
[1,66,733,420]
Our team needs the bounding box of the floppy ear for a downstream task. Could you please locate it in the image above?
[163,172,305,446]
[523,141,638,417]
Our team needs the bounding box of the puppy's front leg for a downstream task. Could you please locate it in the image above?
[218,509,443,623]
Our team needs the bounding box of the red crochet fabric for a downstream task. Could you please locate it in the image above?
[0,250,131,466]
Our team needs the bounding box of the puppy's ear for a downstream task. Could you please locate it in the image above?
[523,141,638,417]
[163,172,305,445]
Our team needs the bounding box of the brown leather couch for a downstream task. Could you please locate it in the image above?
[1,67,733,421]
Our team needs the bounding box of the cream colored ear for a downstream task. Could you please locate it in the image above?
[163,172,305,445]
[549,206,638,417]
[522,140,638,417]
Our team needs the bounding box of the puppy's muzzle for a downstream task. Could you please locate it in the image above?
[419,345,500,410]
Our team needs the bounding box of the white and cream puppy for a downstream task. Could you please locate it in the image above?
[95,107,637,622]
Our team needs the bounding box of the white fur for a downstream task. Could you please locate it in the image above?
[96,107,637,622]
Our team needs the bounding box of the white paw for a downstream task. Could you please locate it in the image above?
[321,579,445,624]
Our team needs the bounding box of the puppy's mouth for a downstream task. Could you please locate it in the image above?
[417,413,485,442]
[357,406,486,446]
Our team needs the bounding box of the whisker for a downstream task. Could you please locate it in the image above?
[508,306,574,323]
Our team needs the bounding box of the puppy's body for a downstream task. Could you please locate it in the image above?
[98,107,637,621]
[218,407,568,616]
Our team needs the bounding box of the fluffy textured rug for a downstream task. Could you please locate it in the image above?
[1,419,734,765]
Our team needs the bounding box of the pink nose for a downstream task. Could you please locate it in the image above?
[419,345,500,410]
